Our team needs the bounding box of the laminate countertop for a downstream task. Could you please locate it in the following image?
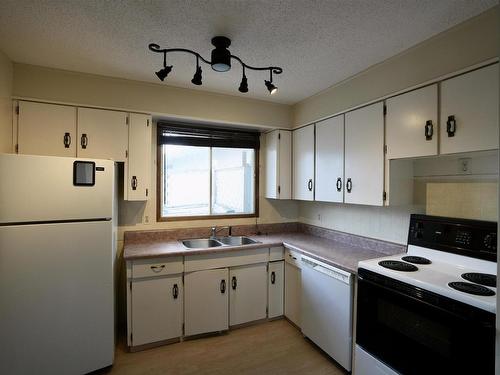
[124,232,405,274]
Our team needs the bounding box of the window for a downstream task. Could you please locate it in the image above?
[158,124,259,220]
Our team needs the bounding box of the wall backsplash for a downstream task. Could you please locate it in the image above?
[297,201,423,244]
[426,181,498,221]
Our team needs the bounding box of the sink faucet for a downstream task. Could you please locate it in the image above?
[210,225,232,239]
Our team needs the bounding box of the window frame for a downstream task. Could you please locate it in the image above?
[156,127,259,222]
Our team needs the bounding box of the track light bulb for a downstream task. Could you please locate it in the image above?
[155,65,172,81]
[191,66,203,85]
[265,80,277,95]
[239,75,248,93]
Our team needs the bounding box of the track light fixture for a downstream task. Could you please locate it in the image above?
[264,70,278,94]
[149,36,282,95]
[155,51,173,81]
[191,56,203,85]
[238,67,248,93]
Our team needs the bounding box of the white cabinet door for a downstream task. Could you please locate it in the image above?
[440,64,499,154]
[229,264,268,326]
[268,261,284,319]
[315,115,344,203]
[284,261,301,328]
[184,268,229,336]
[386,84,438,159]
[125,113,152,201]
[345,102,385,206]
[77,107,128,161]
[264,130,292,199]
[17,101,76,157]
[131,275,183,346]
[293,124,315,201]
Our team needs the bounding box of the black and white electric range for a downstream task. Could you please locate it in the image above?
[355,214,497,375]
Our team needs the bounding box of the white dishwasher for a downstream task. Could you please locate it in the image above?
[301,255,353,371]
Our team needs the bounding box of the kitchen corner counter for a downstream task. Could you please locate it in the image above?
[124,230,406,275]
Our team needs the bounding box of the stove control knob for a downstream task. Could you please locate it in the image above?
[484,233,497,250]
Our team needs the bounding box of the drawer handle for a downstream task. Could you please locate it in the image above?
[307,179,313,191]
[336,177,342,192]
[131,176,138,190]
[446,115,456,137]
[150,265,165,273]
[172,284,179,299]
[220,279,226,294]
[80,133,88,149]
[63,132,71,148]
[231,276,237,290]
[346,178,352,193]
[271,271,276,284]
[424,120,433,140]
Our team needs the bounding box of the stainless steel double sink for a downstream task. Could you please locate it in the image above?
[181,236,259,249]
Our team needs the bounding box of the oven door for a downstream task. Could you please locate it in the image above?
[356,268,495,375]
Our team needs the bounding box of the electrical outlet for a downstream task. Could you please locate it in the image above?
[317,213,321,222]
[144,215,150,224]
[458,158,472,174]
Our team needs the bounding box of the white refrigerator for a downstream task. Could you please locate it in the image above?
[0,154,116,375]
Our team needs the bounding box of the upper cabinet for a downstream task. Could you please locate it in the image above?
[77,108,128,162]
[315,115,344,203]
[293,124,315,201]
[17,101,77,157]
[440,64,499,155]
[386,84,438,159]
[344,102,385,206]
[264,130,292,199]
[124,113,152,201]
[15,101,152,201]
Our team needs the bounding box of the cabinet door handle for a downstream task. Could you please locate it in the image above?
[80,133,88,149]
[446,115,456,137]
[220,279,226,294]
[63,132,71,148]
[131,176,138,190]
[231,276,237,290]
[425,120,433,140]
[172,284,179,299]
[336,177,342,192]
[271,271,276,284]
[346,178,352,193]
[307,179,313,191]
[150,264,165,273]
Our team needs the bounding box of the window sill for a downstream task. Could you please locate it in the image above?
[157,213,258,222]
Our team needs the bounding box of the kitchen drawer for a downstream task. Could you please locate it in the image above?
[132,257,183,279]
[284,248,302,268]
[269,246,284,261]
[184,248,269,272]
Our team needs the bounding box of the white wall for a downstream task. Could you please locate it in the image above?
[298,202,419,244]
[0,50,13,153]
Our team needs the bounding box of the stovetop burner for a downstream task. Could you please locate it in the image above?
[461,273,497,288]
[378,260,418,272]
[448,281,495,296]
[401,256,431,265]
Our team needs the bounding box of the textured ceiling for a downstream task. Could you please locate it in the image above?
[0,1,496,104]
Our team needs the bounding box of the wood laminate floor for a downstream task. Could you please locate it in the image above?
[106,319,347,375]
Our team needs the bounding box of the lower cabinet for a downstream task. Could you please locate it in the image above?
[229,264,268,326]
[184,268,229,336]
[268,261,284,318]
[284,259,302,328]
[130,274,183,347]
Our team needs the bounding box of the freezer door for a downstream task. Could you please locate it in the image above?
[0,154,114,223]
[0,221,114,375]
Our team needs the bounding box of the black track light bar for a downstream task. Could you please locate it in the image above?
[149,36,282,94]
